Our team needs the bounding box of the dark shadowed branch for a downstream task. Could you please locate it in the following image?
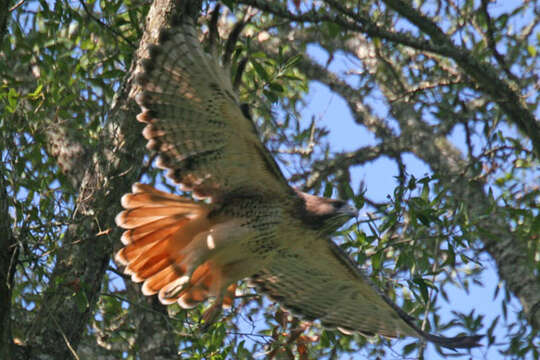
[0,170,23,359]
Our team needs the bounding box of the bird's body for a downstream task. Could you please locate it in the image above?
[116,11,481,349]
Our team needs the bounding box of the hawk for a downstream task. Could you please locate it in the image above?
[115,12,481,349]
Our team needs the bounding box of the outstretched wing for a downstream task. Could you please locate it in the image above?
[252,240,416,338]
[252,239,482,348]
[134,17,291,200]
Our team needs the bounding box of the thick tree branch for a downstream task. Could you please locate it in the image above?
[0,0,14,43]
[0,170,22,359]
[132,292,179,360]
[44,123,91,190]
[0,2,18,356]
[25,76,141,359]
[239,0,437,53]
[382,0,540,158]
[23,1,198,358]
[241,0,540,158]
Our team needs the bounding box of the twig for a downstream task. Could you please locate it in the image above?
[78,0,136,49]
[9,0,26,12]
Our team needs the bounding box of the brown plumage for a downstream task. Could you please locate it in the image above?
[116,13,482,349]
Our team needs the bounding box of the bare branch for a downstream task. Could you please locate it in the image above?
[241,0,540,158]
[382,0,540,158]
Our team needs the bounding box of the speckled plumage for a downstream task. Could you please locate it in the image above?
[116,15,482,349]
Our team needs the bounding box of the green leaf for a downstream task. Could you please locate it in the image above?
[262,89,278,103]
[379,215,397,233]
[323,182,333,197]
[284,54,302,70]
[6,88,19,112]
[342,182,355,200]
[402,341,418,355]
[27,84,43,99]
[353,193,365,209]
[268,83,284,93]
[413,277,430,304]
[251,60,270,82]
[325,22,341,38]
[371,251,382,270]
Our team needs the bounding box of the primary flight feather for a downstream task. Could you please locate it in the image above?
[116,12,481,349]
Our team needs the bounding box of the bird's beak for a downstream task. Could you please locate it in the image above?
[339,204,358,218]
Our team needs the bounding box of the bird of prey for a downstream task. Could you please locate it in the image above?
[115,12,481,349]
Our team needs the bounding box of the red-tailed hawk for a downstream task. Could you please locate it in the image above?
[115,13,481,349]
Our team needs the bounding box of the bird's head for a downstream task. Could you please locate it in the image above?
[297,191,358,234]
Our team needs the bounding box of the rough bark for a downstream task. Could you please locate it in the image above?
[133,291,179,360]
[24,74,141,359]
[0,0,13,42]
[1,7,18,359]
[0,171,22,359]
[44,123,91,190]
[22,1,197,358]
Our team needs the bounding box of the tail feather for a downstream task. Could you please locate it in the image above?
[160,262,212,305]
[115,183,238,312]
[120,215,188,245]
[121,192,198,209]
[142,265,181,295]
[118,221,186,261]
[131,254,172,280]
[159,276,191,304]
[116,206,193,229]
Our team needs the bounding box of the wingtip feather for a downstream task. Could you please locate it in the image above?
[423,333,484,349]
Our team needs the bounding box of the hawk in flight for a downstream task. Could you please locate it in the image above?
[115,11,481,349]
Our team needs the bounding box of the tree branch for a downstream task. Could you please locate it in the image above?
[257,22,540,329]
[240,0,540,158]
[23,0,196,357]
[0,169,22,359]
[372,50,540,329]
[0,0,14,43]
[382,0,540,158]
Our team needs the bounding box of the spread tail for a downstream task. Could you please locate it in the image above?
[115,183,236,309]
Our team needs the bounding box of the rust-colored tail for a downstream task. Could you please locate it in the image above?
[115,183,236,309]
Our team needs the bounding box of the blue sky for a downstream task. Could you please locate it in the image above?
[296,44,524,359]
